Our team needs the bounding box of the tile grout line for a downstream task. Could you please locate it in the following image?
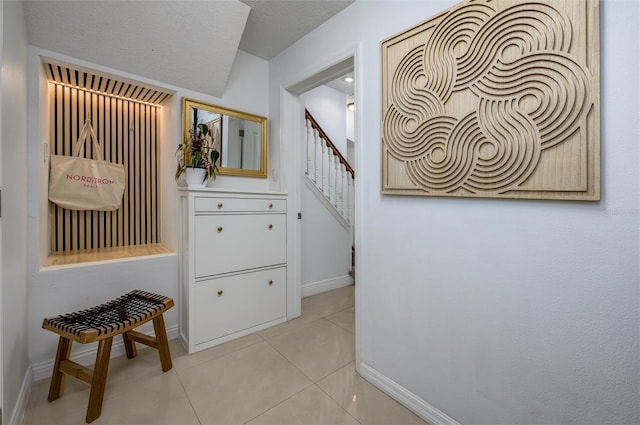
[260,307,355,382]
[242,304,357,425]
[295,290,359,422]
[174,361,205,425]
[260,316,356,392]
[260,328,319,383]
[240,381,316,425]
[243,317,318,424]
[173,336,265,372]
[325,305,356,334]
[314,373,363,425]
[241,382,363,425]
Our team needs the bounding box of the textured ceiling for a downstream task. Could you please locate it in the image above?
[238,0,354,60]
[23,0,354,97]
[24,1,250,97]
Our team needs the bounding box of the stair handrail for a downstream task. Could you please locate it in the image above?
[305,109,354,177]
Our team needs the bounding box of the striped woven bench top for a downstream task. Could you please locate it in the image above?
[42,290,174,343]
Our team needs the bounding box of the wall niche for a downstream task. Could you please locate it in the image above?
[43,58,174,265]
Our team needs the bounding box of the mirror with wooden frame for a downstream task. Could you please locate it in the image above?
[182,98,268,178]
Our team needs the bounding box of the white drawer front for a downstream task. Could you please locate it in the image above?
[195,267,286,344]
[195,197,286,213]
[195,214,286,278]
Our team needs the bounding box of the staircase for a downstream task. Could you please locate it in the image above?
[304,109,354,225]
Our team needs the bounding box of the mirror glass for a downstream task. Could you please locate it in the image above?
[182,98,267,178]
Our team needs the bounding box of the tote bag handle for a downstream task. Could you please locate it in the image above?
[72,121,104,161]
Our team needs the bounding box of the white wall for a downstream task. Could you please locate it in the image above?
[302,85,347,156]
[1,0,4,412]
[173,49,271,193]
[346,139,355,167]
[26,47,271,373]
[270,1,639,424]
[2,0,30,422]
[301,181,351,293]
[346,105,354,162]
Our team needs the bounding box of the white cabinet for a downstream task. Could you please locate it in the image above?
[179,189,287,353]
[194,214,286,277]
[195,267,286,344]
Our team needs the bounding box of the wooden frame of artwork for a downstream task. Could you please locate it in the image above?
[380,0,600,200]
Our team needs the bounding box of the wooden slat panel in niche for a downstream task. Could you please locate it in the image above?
[42,60,173,107]
[49,84,161,253]
[380,0,600,200]
[150,109,157,243]
[124,101,132,247]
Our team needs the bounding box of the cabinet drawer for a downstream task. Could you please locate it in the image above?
[195,214,286,277]
[195,197,286,213]
[195,267,286,344]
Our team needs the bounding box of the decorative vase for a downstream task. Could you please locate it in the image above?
[185,168,207,188]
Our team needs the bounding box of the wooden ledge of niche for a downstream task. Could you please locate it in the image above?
[44,244,174,267]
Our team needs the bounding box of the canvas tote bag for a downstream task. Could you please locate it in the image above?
[48,121,125,211]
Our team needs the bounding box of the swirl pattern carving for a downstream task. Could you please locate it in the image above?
[381,0,599,199]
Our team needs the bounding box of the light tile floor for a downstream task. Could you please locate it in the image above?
[23,285,426,425]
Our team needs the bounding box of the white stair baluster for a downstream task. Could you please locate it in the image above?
[321,138,328,195]
[343,165,349,215]
[313,129,320,184]
[333,159,340,207]
[332,155,337,205]
[348,176,354,224]
[328,151,335,200]
[343,171,350,220]
[336,163,343,213]
[306,119,313,177]
[341,164,348,218]
[342,171,351,217]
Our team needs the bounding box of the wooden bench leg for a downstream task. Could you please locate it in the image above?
[86,337,113,423]
[48,336,72,402]
[152,314,172,372]
[122,332,137,359]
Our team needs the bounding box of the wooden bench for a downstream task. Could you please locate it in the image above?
[42,290,174,423]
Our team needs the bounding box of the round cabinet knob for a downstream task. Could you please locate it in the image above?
[268,280,273,286]
[217,290,223,296]
[217,226,223,232]
[268,203,273,209]
[268,224,273,229]
[217,202,223,209]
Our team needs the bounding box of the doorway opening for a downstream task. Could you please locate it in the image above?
[282,54,359,336]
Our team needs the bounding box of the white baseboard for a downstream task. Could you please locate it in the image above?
[8,367,33,425]
[31,324,179,382]
[357,362,460,425]
[302,275,354,298]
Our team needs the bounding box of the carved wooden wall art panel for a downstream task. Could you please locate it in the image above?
[381,0,600,200]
